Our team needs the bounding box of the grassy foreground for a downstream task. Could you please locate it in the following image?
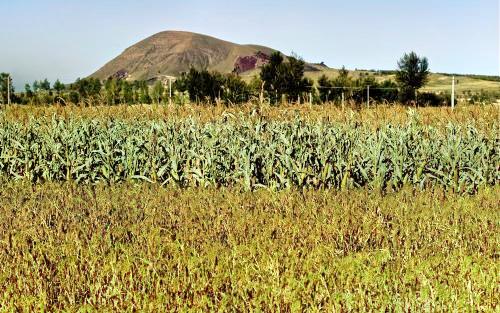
[0,183,498,311]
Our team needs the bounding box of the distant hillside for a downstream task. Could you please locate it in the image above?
[302,69,500,93]
[91,30,500,94]
[91,31,283,81]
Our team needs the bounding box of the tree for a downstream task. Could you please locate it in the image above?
[175,68,223,104]
[71,78,102,101]
[104,78,119,105]
[396,52,430,103]
[222,74,250,104]
[53,79,65,94]
[40,78,51,91]
[119,80,134,104]
[260,52,311,104]
[317,75,333,103]
[260,52,284,103]
[377,80,399,103]
[174,69,252,105]
[136,81,151,104]
[338,66,349,85]
[25,84,32,94]
[33,81,40,93]
[151,81,165,104]
[286,56,313,102]
[24,84,34,99]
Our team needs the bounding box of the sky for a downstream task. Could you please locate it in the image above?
[1,0,499,90]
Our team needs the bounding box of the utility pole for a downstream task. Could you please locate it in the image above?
[451,76,455,110]
[169,78,172,106]
[367,85,370,108]
[7,74,11,105]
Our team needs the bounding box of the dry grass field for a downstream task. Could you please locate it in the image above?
[2,103,498,128]
[0,183,498,311]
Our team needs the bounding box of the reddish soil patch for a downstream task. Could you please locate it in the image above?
[233,51,271,74]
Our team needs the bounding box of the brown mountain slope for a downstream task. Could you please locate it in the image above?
[91,31,280,81]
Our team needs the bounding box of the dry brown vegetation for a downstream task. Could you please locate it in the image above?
[0,182,498,311]
[2,103,498,130]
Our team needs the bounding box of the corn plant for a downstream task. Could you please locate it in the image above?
[0,115,497,193]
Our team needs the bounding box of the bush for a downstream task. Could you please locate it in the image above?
[68,91,80,105]
[175,68,251,104]
[418,92,454,107]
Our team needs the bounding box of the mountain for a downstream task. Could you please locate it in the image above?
[91,31,286,81]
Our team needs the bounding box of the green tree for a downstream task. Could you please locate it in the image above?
[33,80,40,93]
[260,52,284,103]
[24,84,34,100]
[119,80,134,104]
[104,78,119,105]
[329,66,352,102]
[40,78,51,91]
[222,74,250,104]
[396,52,430,103]
[53,79,65,94]
[176,69,254,105]
[136,81,151,104]
[175,68,224,104]
[338,66,349,85]
[152,81,165,104]
[248,76,264,99]
[286,56,313,102]
[260,52,311,104]
[24,84,32,95]
[377,80,399,103]
[317,75,333,103]
[71,78,102,102]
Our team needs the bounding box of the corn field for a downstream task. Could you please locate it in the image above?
[0,114,497,193]
[0,106,499,311]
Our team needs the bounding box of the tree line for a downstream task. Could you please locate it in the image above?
[1,52,459,107]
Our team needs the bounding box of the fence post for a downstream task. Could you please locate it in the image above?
[341,92,345,110]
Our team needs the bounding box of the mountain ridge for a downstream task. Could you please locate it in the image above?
[91,31,284,81]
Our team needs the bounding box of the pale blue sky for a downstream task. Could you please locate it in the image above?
[1,0,499,89]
